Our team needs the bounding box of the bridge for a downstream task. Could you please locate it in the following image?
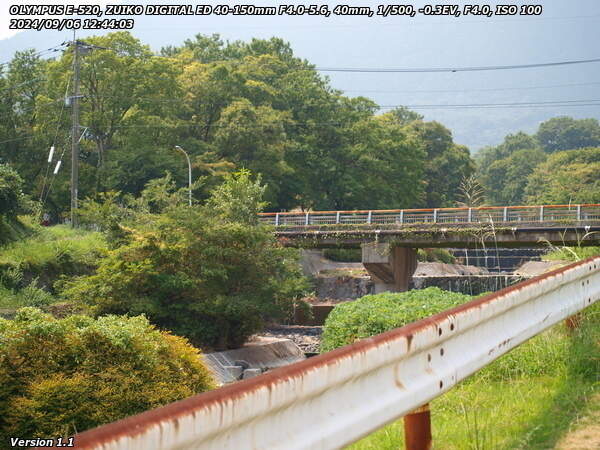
[261,204,600,291]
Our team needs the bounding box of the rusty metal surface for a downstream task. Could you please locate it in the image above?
[69,257,600,450]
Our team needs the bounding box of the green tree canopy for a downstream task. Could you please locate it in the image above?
[536,116,600,153]
[524,147,600,204]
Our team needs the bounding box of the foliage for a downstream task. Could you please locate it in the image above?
[2,32,475,215]
[455,174,485,207]
[62,175,308,349]
[403,120,475,207]
[536,116,600,153]
[480,148,547,205]
[0,164,27,217]
[524,147,600,204]
[417,248,456,264]
[320,287,472,352]
[0,279,55,310]
[323,248,362,262]
[206,170,267,225]
[0,224,105,295]
[0,309,215,439]
[476,118,600,206]
[543,246,600,262]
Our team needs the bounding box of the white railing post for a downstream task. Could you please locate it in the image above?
[468,208,472,223]
[305,212,310,226]
[433,209,438,223]
[275,213,280,226]
[577,205,581,221]
[503,207,508,222]
[367,211,372,224]
[336,211,340,224]
[539,206,544,222]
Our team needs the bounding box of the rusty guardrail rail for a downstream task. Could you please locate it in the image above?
[258,203,600,227]
[71,256,600,450]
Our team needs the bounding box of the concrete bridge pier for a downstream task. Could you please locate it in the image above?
[362,242,418,292]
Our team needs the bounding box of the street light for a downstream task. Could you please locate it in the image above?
[174,145,192,206]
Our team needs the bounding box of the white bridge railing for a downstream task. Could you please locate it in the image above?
[259,203,600,227]
[71,256,600,450]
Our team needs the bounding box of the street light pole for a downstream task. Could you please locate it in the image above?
[174,145,192,206]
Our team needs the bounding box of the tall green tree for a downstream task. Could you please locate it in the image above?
[524,147,600,204]
[536,116,600,153]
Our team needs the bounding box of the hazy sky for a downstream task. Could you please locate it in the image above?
[3,0,600,150]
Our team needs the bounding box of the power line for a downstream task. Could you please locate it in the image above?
[0,43,67,69]
[342,81,600,94]
[315,57,600,73]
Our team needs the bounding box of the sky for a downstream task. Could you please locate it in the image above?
[2,0,600,150]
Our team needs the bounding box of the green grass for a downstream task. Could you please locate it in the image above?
[348,304,600,450]
[543,246,600,262]
[0,222,106,312]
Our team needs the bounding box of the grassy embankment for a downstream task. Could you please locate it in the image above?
[0,219,105,313]
[350,304,600,449]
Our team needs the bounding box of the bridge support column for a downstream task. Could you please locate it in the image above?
[362,243,418,292]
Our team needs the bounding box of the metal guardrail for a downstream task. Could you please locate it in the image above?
[71,256,600,450]
[258,204,600,227]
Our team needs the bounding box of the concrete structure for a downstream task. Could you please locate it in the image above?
[264,203,600,294]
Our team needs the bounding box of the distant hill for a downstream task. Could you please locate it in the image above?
[3,0,600,151]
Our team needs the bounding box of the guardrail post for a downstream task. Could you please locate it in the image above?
[367,211,372,224]
[565,314,582,332]
[399,210,404,224]
[468,208,472,223]
[404,403,432,450]
[433,209,438,223]
[305,212,310,226]
[539,205,544,222]
[503,207,508,222]
[577,205,581,221]
[336,211,340,224]
[275,213,280,226]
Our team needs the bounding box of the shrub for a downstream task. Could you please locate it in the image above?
[321,287,473,352]
[62,173,308,350]
[0,308,215,440]
[417,248,456,264]
[0,164,26,218]
[323,248,362,262]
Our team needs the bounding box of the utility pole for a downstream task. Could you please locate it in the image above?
[70,37,81,227]
[174,145,193,206]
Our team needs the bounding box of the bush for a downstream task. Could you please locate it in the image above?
[320,287,473,352]
[62,173,308,350]
[417,248,456,264]
[323,248,362,262]
[0,308,215,440]
[0,164,26,218]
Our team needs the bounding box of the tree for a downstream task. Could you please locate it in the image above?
[404,120,475,207]
[480,148,546,205]
[0,308,214,439]
[62,173,308,349]
[0,164,27,217]
[524,147,600,204]
[536,116,600,153]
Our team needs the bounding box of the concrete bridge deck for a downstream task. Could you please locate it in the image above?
[260,204,600,249]
[261,204,600,291]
